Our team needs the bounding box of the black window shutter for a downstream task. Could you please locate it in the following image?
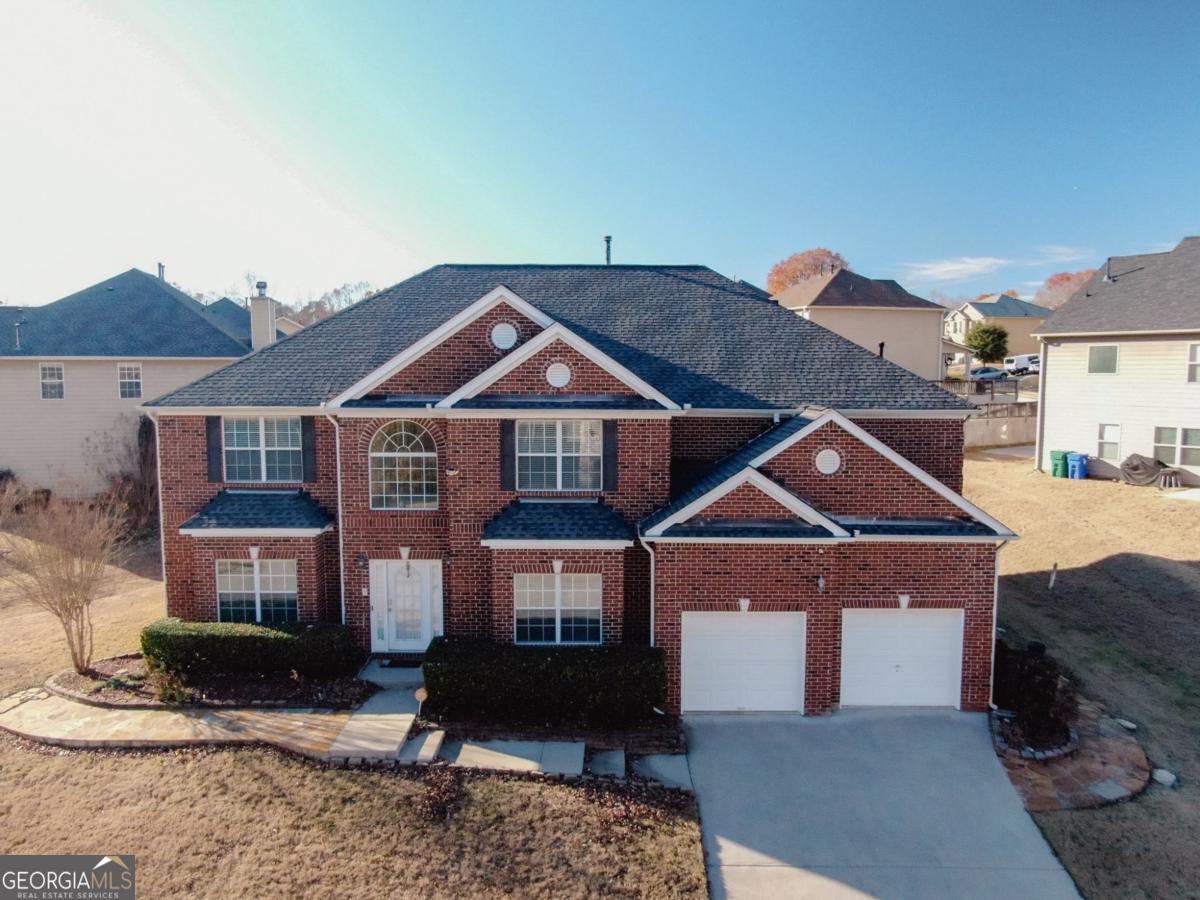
[602,420,618,491]
[205,416,223,483]
[500,421,516,490]
[301,417,317,483]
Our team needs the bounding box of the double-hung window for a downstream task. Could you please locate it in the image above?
[216,559,298,623]
[223,416,303,482]
[1097,424,1121,462]
[1087,345,1119,374]
[1153,427,1200,468]
[516,419,602,490]
[514,572,602,644]
[39,363,64,399]
[118,363,142,399]
[1189,344,1199,383]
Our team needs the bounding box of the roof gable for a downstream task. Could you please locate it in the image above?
[776,270,942,311]
[966,295,1052,319]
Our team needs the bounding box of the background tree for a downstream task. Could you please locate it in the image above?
[1035,269,1097,309]
[767,248,850,295]
[974,288,1020,301]
[291,281,376,324]
[0,485,129,673]
[965,323,1009,363]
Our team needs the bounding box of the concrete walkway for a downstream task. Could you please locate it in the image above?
[687,711,1079,900]
[440,738,585,776]
[326,661,420,762]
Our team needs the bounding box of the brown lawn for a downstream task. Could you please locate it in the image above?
[965,448,1200,900]
[0,541,705,899]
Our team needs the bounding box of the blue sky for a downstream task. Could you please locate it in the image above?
[2,0,1198,305]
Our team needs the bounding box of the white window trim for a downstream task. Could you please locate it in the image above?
[1086,344,1120,375]
[1097,423,1121,463]
[1188,344,1199,384]
[215,558,298,623]
[117,362,143,400]
[39,361,65,399]
[368,421,439,511]
[513,571,602,646]
[222,415,303,483]
[516,419,603,492]
[1153,425,1200,470]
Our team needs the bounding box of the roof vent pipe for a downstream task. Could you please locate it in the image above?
[1103,257,1113,282]
[157,262,165,280]
[878,341,885,358]
[604,235,612,265]
[256,281,268,297]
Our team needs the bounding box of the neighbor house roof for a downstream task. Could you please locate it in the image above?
[178,489,333,534]
[963,295,1052,319]
[774,269,943,311]
[206,297,291,344]
[0,269,254,358]
[481,499,634,545]
[147,265,970,411]
[1038,237,1200,336]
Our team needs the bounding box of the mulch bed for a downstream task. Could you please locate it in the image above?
[415,709,685,755]
[51,655,377,710]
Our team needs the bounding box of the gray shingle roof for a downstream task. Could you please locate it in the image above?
[775,270,943,310]
[659,521,833,539]
[839,518,996,537]
[146,265,971,411]
[965,295,1052,319]
[483,499,633,542]
[179,489,333,532]
[1038,237,1200,335]
[0,269,254,358]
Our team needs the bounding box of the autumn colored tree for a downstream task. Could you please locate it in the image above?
[767,248,850,295]
[965,323,1009,363]
[1034,269,1097,309]
[974,289,1020,301]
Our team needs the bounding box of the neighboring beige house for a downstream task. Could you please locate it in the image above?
[1035,237,1200,484]
[0,269,292,493]
[774,269,947,380]
[944,295,1052,358]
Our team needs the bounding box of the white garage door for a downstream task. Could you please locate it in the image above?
[681,612,806,712]
[841,610,963,708]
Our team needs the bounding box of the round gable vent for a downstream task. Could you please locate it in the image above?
[490,322,518,350]
[815,448,842,475]
[545,363,572,388]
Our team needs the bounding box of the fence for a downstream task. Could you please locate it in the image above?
[937,379,1019,403]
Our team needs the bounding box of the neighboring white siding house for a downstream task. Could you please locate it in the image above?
[0,269,289,494]
[1035,238,1200,485]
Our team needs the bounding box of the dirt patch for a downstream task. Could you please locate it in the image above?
[966,449,1200,900]
[52,655,377,710]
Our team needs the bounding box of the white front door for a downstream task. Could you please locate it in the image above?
[369,560,444,652]
[840,609,964,708]
[681,612,806,713]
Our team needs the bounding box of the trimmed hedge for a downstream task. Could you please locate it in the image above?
[141,618,363,681]
[423,637,667,727]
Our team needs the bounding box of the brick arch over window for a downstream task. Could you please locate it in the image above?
[368,420,439,510]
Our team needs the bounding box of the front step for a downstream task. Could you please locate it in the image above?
[399,729,445,766]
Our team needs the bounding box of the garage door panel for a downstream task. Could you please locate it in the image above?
[841,610,963,708]
[682,612,806,713]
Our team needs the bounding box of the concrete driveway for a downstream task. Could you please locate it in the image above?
[685,710,1079,900]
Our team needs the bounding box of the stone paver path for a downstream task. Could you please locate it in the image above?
[1000,700,1151,811]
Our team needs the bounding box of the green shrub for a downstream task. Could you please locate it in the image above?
[423,637,667,728]
[141,618,362,681]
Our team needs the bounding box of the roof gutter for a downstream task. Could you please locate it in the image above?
[323,409,348,626]
[637,529,657,648]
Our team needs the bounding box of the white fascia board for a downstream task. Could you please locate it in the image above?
[838,409,973,420]
[850,533,1017,543]
[644,468,849,538]
[331,407,676,419]
[438,322,680,410]
[480,539,633,549]
[641,535,851,544]
[179,525,332,538]
[750,409,1015,536]
[146,406,327,416]
[1034,329,1200,339]
[328,286,554,407]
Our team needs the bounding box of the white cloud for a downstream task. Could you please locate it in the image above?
[900,256,1012,283]
[1032,245,1093,265]
[0,2,424,306]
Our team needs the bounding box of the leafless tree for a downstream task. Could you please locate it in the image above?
[0,485,129,673]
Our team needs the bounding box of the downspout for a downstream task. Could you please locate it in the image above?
[988,539,1009,709]
[149,411,167,613]
[637,529,656,647]
[323,409,348,625]
[1033,340,1049,472]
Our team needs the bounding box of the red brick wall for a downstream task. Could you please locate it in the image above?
[371,302,544,397]
[689,481,799,521]
[487,549,626,644]
[653,542,995,715]
[183,538,327,622]
[158,415,339,622]
[487,340,637,395]
[854,417,964,492]
[760,422,963,518]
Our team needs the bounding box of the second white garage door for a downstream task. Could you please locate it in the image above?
[840,609,964,708]
[681,612,806,712]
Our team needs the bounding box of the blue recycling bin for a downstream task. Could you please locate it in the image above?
[1067,452,1089,479]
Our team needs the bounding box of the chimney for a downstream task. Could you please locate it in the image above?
[604,235,612,265]
[250,282,277,350]
[157,262,165,280]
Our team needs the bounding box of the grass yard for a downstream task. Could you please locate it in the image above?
[966,449,1200,900]
[0,544,705,899]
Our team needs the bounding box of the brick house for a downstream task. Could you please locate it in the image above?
[145,265,1015,715]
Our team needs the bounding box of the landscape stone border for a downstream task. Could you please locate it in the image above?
[989,709,1079,761]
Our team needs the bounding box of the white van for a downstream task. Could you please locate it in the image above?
[1004,354,1039,375]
